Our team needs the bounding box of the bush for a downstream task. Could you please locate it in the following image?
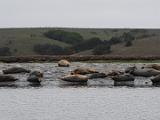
[63,47,76,55]
[44,30,83,44]
[73,37,103,52]
[93,44,111,55]
[125,40,133,47]
[33,44,75,55]
[108,37,122,45]
[14,48,17,53]
[33,44,65,55]
[130,29,147,34]
[0,47,11,56]
[122,32,135,47]
[122,32,135,42]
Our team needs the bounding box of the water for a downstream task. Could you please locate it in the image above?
[0,62,160,120]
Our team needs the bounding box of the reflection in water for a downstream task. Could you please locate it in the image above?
[28,83,42,87]
[0,83,18,88]
[58,80,87,88]
[114,81,134,87]
[0,80,154,89]
[58,84,87,88]
[152,83,160,87]
[87,79,114,87]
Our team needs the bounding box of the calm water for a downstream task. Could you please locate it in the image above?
[0,62,160,120]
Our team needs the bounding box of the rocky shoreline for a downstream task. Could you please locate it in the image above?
[59,60,160,86]
[0,60,160,88]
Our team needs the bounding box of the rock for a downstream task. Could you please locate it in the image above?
[151,75,160,84]
[27,75,41,83]
[3,67,30,74]
[71,67,98,75]
[125,66,136,73]
[125,66,160,77]
[88,73,107,79]
[133,69,160,77]
[142,64,160,70]
[112,74,135,82]
[27,71,43,83]
[30,71,43,78]
[61,75,88,83]
[58,60,70,67]
[0,75,18,82]
[107,70,124,76]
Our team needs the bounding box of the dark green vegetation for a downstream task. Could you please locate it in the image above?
[0,47,11,56]
[44,30,83,45]
[0,28,160,56]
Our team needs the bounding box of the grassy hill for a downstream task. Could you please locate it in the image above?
[0,28,160,56]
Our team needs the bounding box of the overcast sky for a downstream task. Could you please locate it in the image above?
[0,0,159,28]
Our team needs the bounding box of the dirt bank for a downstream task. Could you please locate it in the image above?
[0,55,160,63]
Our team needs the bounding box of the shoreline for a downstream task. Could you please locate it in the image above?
[0,55,160,63]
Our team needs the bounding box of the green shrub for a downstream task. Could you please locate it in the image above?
[34,44,64,55]
[125,40,133,47]
[73,37,103,52]
[122,32,135,47]
[44,30,83,44]
[109,37,122,45]
[0,47,11,56]
[93,44,111,55]
[122,32,135,42]
[33,44,74,55]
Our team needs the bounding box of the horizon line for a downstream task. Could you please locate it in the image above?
[0,26,160,30]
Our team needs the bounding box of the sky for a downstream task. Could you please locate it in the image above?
[0,0,159,28]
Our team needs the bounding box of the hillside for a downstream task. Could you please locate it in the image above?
[0,28,160,56]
